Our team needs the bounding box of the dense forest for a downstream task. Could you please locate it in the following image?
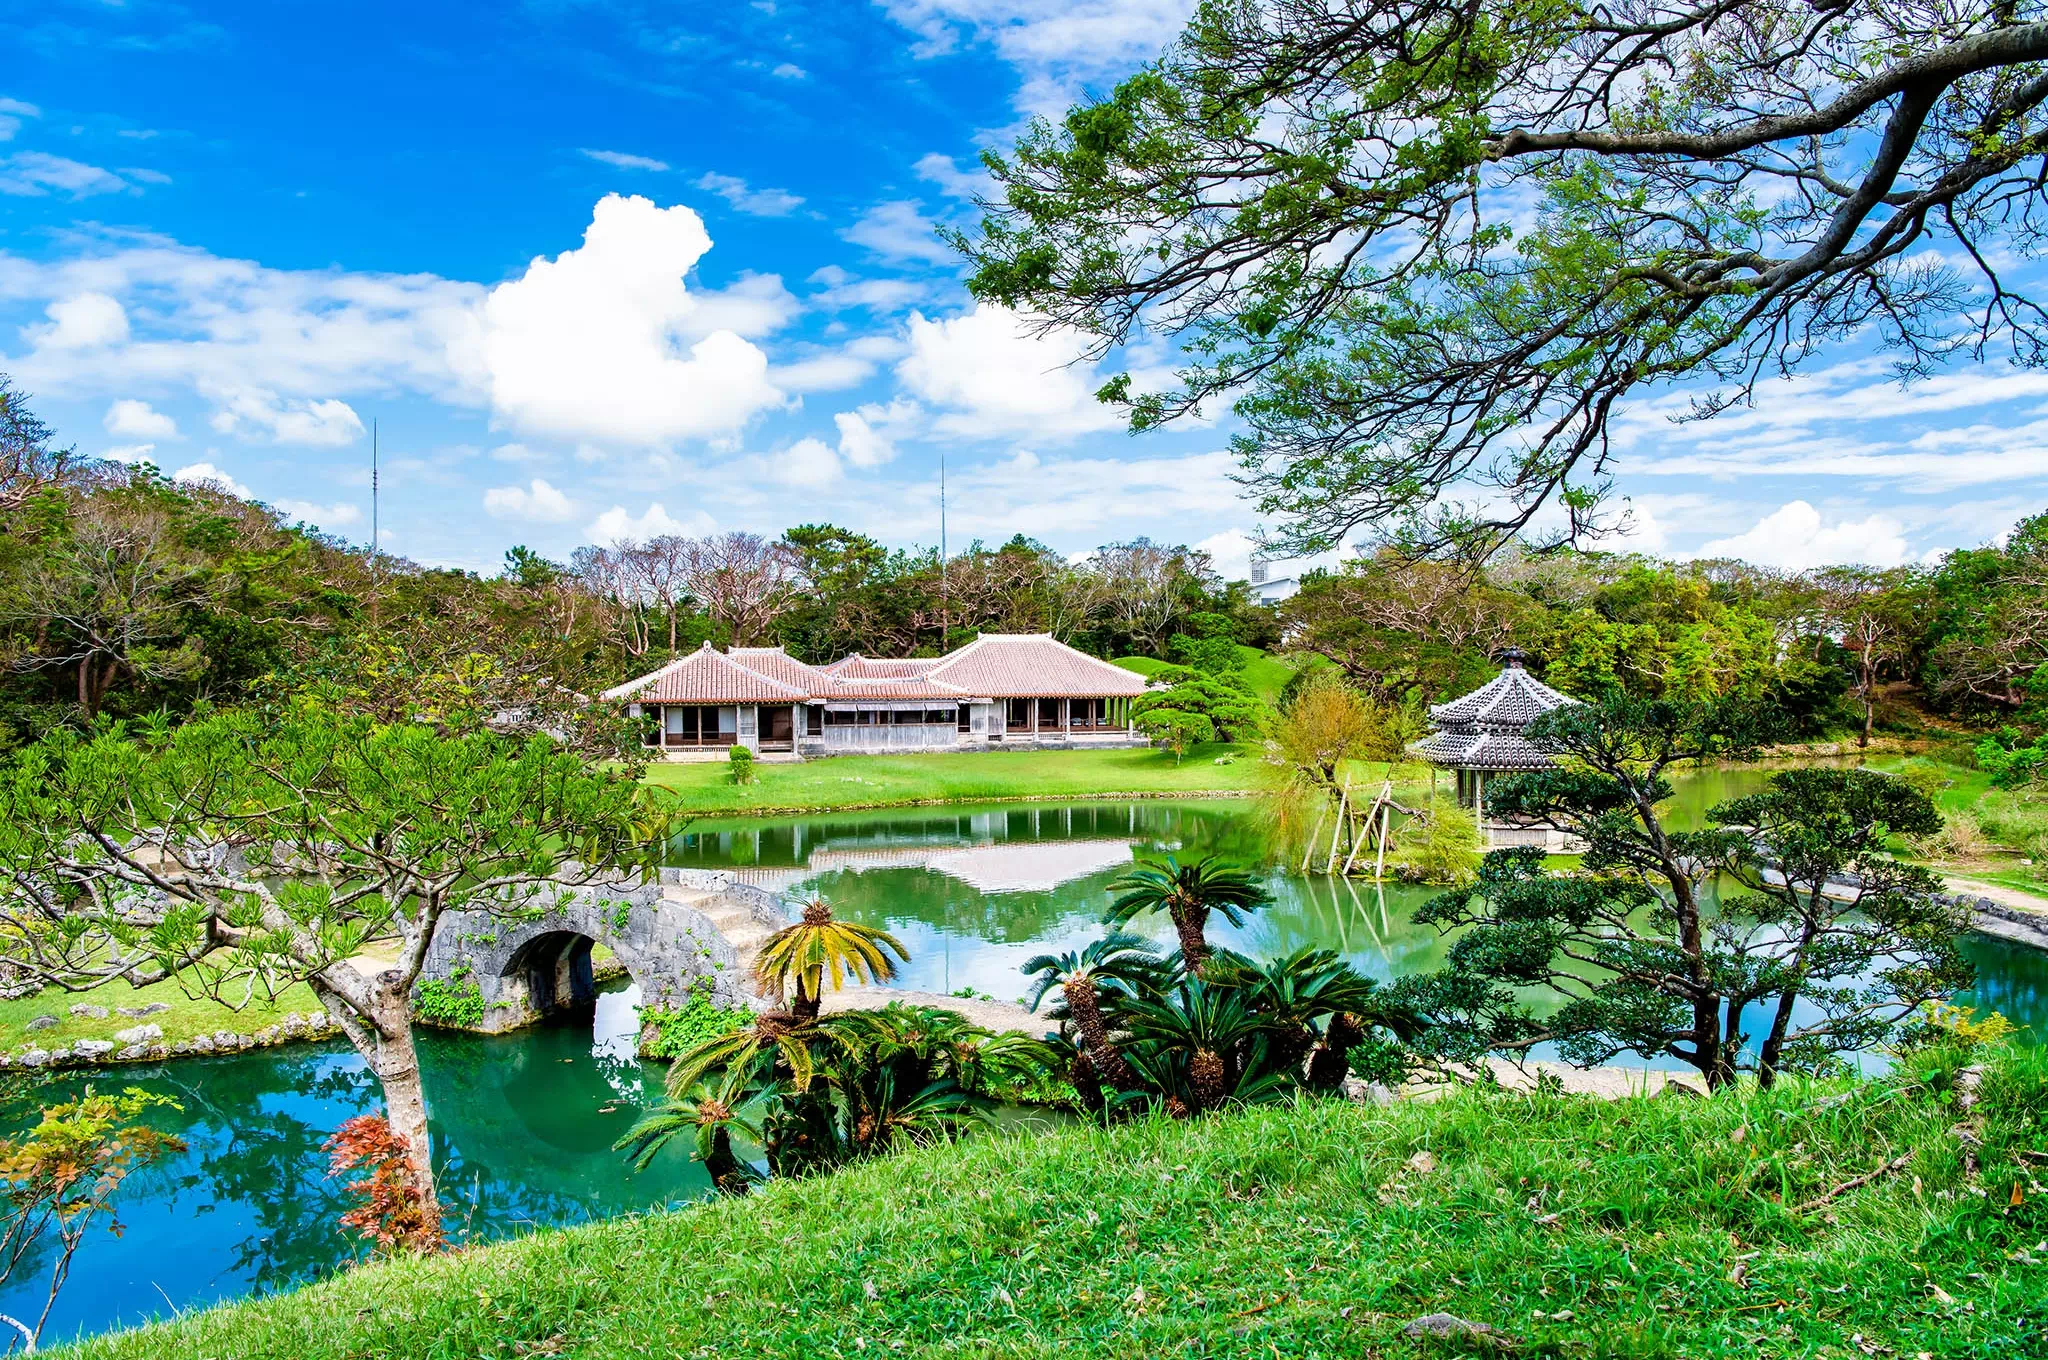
[3,376,2044,769]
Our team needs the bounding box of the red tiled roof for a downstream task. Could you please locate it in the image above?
[822,655,941,679]
[601,644,809,704]
[727,647,838,692]
[927,634,1147,698]
[607,634,1144,705]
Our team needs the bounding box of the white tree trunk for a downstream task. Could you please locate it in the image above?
[313,969,438,1209]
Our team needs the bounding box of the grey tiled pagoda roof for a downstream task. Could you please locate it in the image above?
[1415,663,1580,771]
[1427,665,1578,731]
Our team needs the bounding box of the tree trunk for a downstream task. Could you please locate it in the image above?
[791,974,822,1023]
[1640,790,1727,1089]
[1171,908,1210,971]
[1860,665,1875,749]
[1062,978,1138,1091]
[314,970,439,1212]
[705,1125,749,1196]
[1189,1048,1226,1111]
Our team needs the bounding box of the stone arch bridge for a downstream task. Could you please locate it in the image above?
[417,869,790,1033]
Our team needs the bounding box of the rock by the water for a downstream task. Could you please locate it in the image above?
[113,1023,163,1045]
[16,1049,49,1069]
[115,1043,151,1061]
[70,1003,109,1019]
[116,1003,171,1019]
[187,1035,215,1054]
[25,1015,58,1032]
[73,1039,115,1059]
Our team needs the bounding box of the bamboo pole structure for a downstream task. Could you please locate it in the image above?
[1324,777,1351,876]
[1300,805,1328,874]
[1373,799,1392,881]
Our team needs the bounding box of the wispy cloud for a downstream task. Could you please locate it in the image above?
[695,171,804,217]
[580,148,670,172]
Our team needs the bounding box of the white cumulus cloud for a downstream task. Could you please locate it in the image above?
[586,502,715,542]
[1698,501,1910,571]
[29,292,130,349]
[207,389,364,446]
[775,436,843,487]
[483,478,577,522]
[274,499,363,528]
[479,193,784,446]
[104,398,178,440]
[171,461,254,499]
[898,303,1122,439]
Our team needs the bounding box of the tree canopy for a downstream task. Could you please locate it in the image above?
[960,1,2048,557]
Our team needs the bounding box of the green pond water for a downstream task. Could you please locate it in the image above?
[13,769,2046,1345]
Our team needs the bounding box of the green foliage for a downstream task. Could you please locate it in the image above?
[1416,701,1972,1090]
[1893,1001,2018,1055]
[58,1048,2048,1360]
[1132,707,1213,761]
[727,744,756,785]
[0,1084,186,1348]
[1032,857,1418,1118]
[1388,797,1482,886]
[625,1001,1062,1189]
[1977,728,2048,788]
[958,7,2036,561]
[637,984,753,1061]
[412,970,486,1030]
[1131,671,1265,741]
[750,897,907,1020]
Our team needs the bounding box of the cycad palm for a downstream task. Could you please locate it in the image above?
[615,1069,767,1196]
[753,897,907,1020]
[1105,855,1272,970]
[1119,977,1278,1114]
[1022,931,1162,1098]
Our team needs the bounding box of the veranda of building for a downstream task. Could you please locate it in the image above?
[602,633,1150,760]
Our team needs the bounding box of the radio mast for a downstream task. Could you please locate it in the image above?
[370,419,380,632]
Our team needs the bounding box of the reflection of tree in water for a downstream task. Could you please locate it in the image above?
[419,1024,709,1237]
[158,1049,377,1290]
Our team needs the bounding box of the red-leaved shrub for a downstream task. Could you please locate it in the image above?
[324,1115,445,1255]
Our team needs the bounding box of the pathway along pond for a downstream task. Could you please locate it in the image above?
[12,773,2047,1344]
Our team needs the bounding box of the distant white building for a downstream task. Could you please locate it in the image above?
[1249,555,1300,604]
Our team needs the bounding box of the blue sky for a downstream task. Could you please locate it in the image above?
[4,1,2045,580]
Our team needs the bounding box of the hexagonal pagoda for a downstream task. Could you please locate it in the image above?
[1411,649,1579,846]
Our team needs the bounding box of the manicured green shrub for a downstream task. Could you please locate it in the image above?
[727,744,755,784]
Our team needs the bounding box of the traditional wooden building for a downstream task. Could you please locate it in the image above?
[1411,650,1578,846]
[604,633,1149,760]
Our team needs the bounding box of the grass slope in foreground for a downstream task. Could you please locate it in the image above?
[68,1050,2048,1359]
[640,742,1262,814]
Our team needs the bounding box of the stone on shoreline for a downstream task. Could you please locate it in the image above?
[73,1039,115,1059]
[70,1003,109,1019]
[25,1015,57,1032]
[114,1023,163,1045]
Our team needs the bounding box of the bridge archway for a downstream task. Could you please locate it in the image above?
[417,875,770,1035]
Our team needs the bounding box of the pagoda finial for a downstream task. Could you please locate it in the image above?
[1497,646,1528,670]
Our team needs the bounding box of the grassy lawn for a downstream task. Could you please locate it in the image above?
[64,1047,2048,1359]
[642,743,1268,815]
[1,972,328,1056]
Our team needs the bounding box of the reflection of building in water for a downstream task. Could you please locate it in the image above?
[724,838,1135,896]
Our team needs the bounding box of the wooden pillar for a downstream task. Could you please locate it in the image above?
[1061,698,1071,734]
[1474,770,1485,835]
[1031,699,1040,739]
